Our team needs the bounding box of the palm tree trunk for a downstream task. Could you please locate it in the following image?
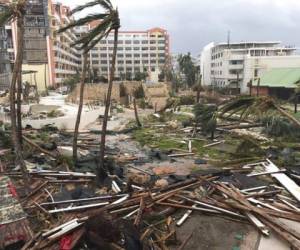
[73,52,88,163]
[34,73,39,104]
[275,104,300,128]
[257,78,260,97]
[17,70,22,146]
[99,28,119,179]
[294,94,298,114]
[196,88,201,103]
[10,16,30,186]
[44,63,48,96]
[133,97,142,127]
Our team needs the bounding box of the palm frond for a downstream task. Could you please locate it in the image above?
[70,0,100,15]
[98,0,113,11]
[70,0,112,15]
[0,8,13,26]
[56,13,108,34]
[220,96,276,120]
[85,27,112,52]
[71,15,113,49]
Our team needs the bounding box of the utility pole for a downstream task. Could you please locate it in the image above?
[227,30,231,49]
[257,78,260,97]
[236,72,239,94]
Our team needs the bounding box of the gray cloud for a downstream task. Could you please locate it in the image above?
[60,0,300,55]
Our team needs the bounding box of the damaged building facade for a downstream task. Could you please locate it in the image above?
[0,0,11,91]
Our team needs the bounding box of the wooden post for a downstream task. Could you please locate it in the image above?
[256,78,260,97]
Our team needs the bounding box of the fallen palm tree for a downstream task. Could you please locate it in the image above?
[219,96,300,128]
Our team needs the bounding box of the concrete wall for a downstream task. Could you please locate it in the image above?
[250,86,269,96]
[201,42,214,86]
[67,83,121,104]
[22,64,50,92]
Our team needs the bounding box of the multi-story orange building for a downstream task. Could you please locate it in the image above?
[47,2,81,85]
[85,27,170,82]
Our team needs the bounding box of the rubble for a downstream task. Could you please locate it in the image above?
[1,91,300,250]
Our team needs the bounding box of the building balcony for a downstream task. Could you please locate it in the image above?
[228,74,244,79]
[229,64,244,69]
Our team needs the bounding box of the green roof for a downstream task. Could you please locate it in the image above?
[254,68,300,88]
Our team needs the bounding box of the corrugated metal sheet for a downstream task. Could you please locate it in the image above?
[0,176,32,248]
[254,68,300,88]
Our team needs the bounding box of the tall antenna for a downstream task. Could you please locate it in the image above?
[227,30,231,48]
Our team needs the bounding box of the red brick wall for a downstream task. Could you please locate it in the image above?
[250,86,269,96]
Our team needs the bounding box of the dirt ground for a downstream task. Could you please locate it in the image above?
[171,214,260,250]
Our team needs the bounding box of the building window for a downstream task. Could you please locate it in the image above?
[125,54,132,58]
[125,40,131,44]
[133,40,140,44]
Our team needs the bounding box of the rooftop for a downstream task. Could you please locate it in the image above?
[254,68,300,88]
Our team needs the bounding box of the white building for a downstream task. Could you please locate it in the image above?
[200,41,300,93]
[200,42,214,86]
[85,25,170,82]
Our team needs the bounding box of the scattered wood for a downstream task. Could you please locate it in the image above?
[168,153,195,157]
[203,140,225,148]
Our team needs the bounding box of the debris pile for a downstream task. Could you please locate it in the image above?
[2,156,299,249]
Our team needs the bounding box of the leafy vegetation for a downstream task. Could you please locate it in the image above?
[134,71,148,81]
[61,74,80,91]
[193,103,218,139]
[179,95,195,105]
[177,53,199,88]
[260,115,300,139]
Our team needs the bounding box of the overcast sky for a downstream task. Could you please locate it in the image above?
[60,0,300,56]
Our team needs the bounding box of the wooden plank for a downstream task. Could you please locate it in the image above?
[264,159,300,202]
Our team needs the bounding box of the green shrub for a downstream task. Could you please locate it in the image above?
[179,95,195,105]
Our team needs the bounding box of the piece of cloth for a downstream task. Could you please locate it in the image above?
[60,235,72,250]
